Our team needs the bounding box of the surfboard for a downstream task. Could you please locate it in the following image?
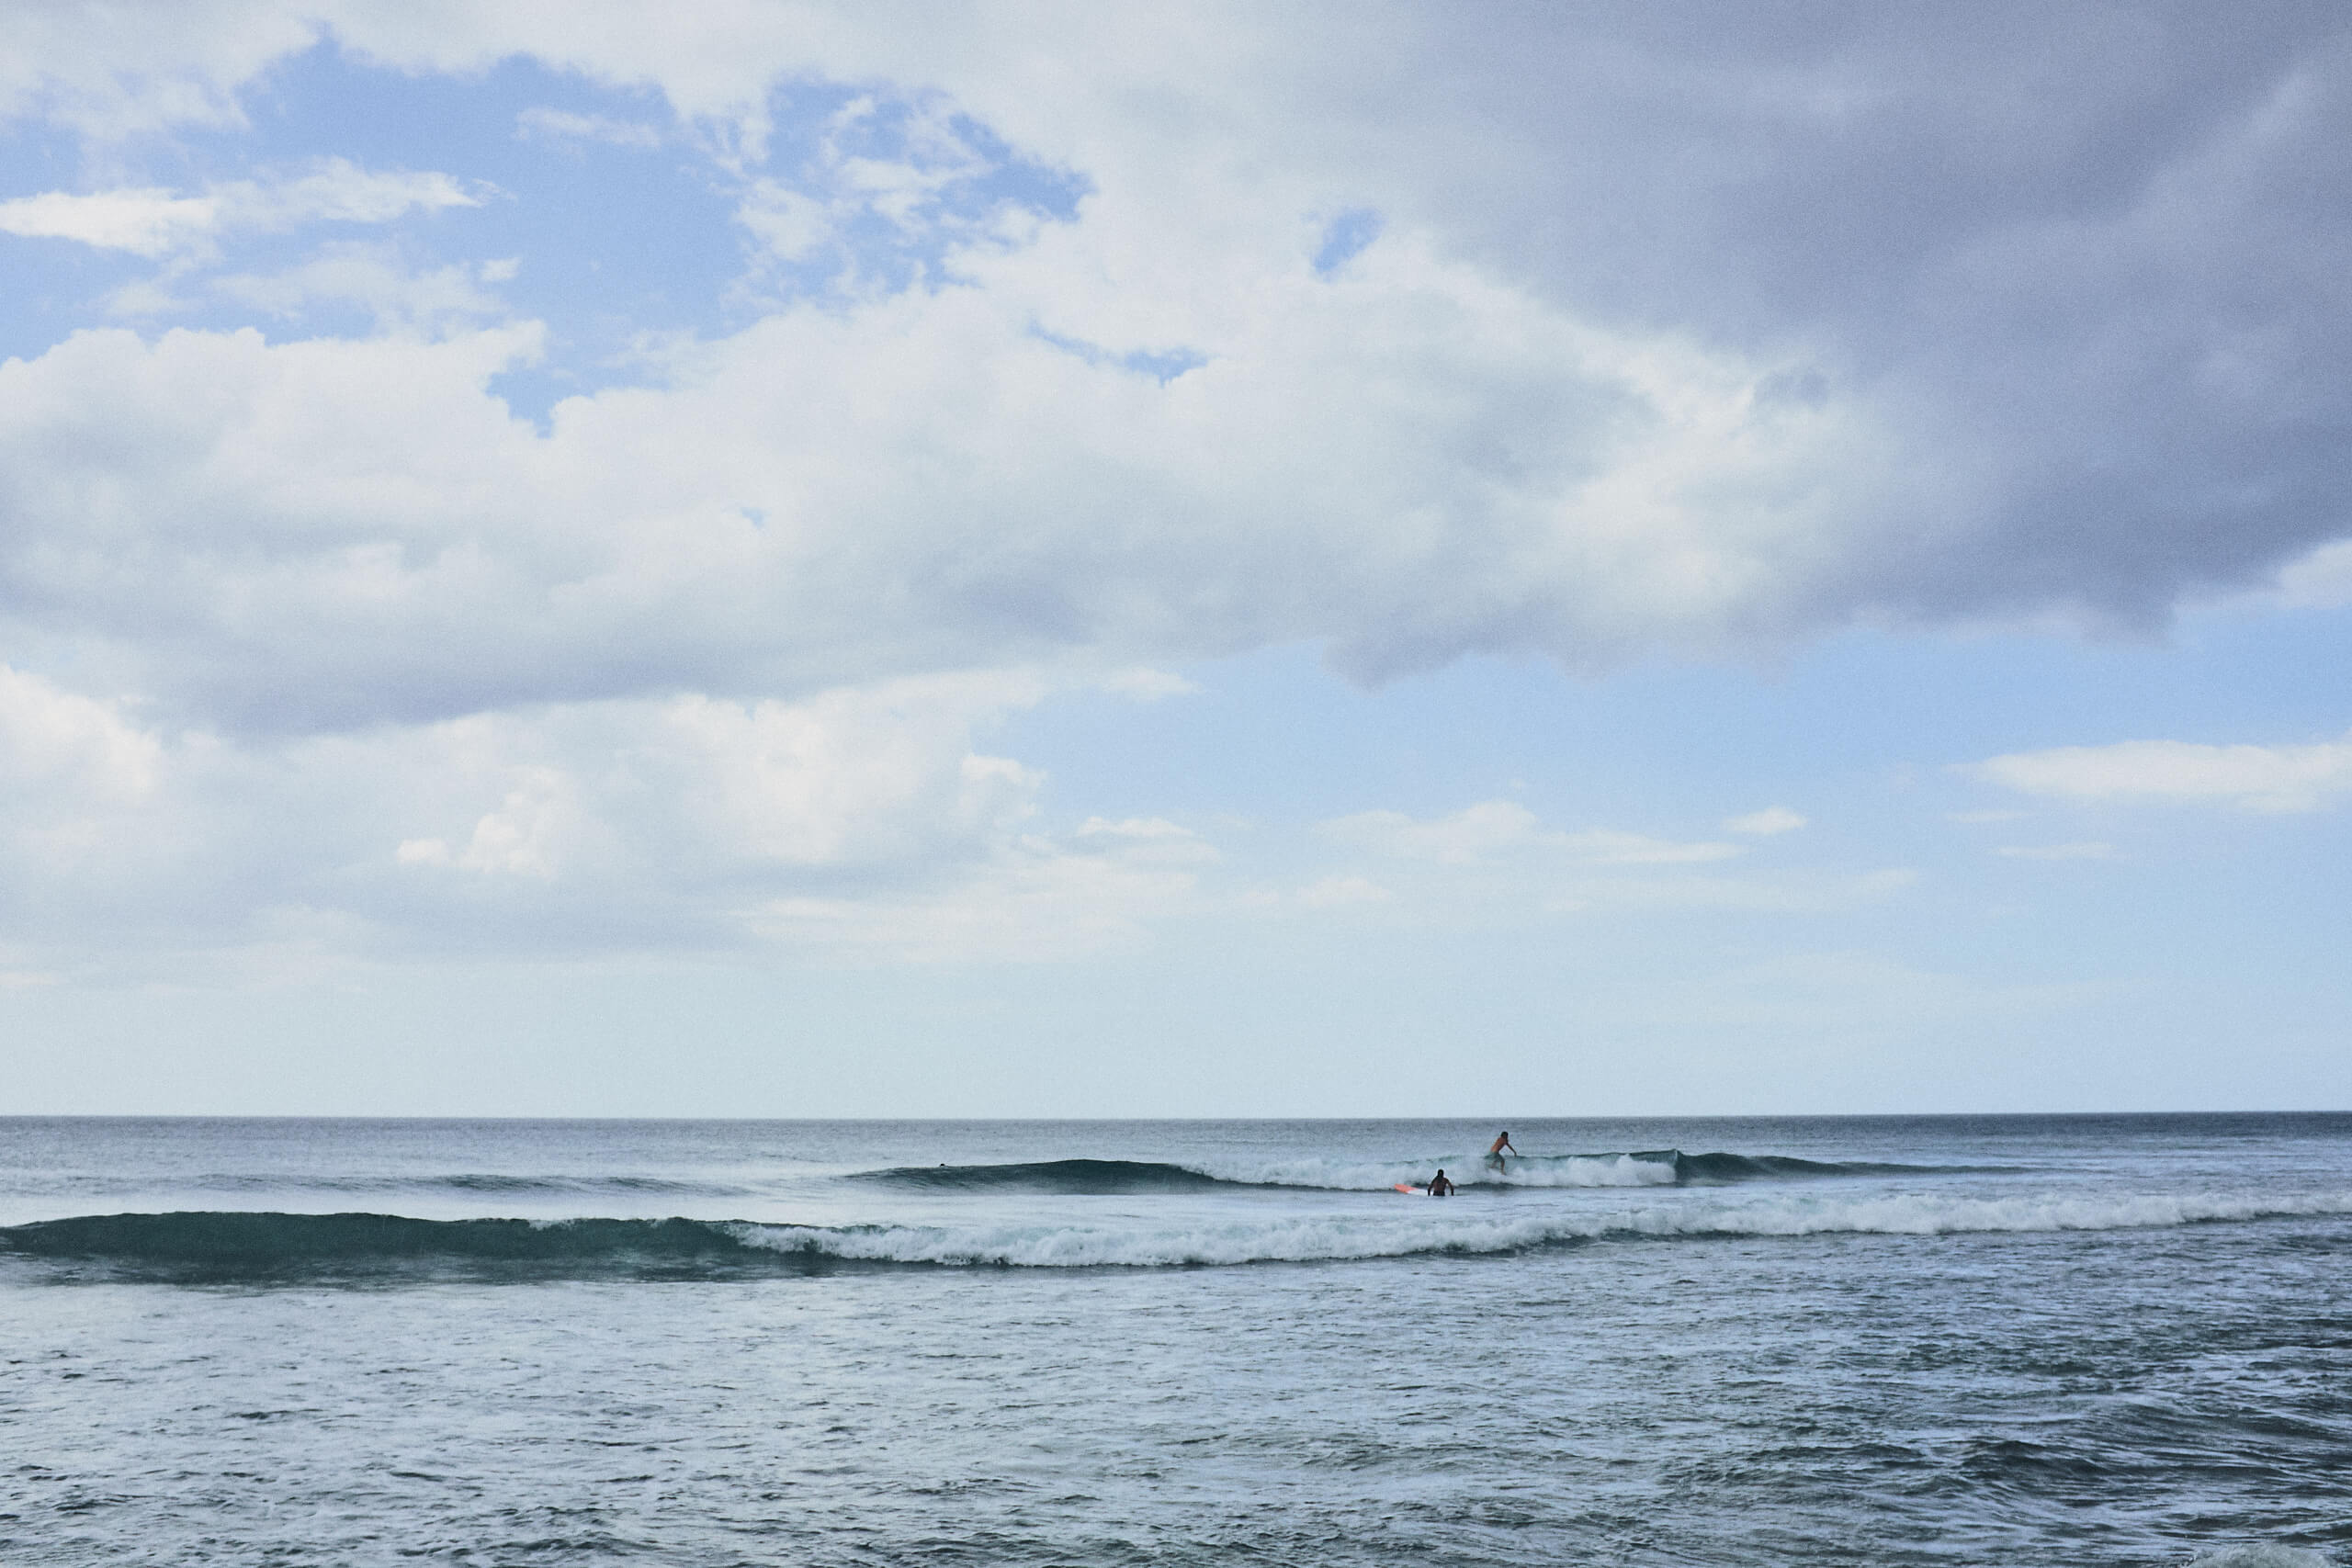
[1392,1183,1421,1193]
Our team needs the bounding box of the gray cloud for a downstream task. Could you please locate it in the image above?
[1376,3,2352,627]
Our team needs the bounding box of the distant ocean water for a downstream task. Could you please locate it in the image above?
[3,1113,2346,1566]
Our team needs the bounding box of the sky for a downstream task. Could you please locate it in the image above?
[1,2,2347,1118]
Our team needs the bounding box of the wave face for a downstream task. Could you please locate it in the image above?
[0,1212,847,1280]
[1665,1152,1961,1184]
[850,1159,1235,1194]
[10,1190,2349,1280]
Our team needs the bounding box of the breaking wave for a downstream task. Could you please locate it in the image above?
[7,1189,2347,1280]
[853,1151,1981,1193]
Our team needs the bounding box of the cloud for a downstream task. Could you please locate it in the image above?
[1544,866,1917,916]
[206,243,513,332]
[3,6,2351,976]
[1072,817,1217,863]
[1295,874,1394,908]
[0,12,2344,746]
[749,835,1204,964]
[230,159,481,229]
[1094,668,1197,700]
[1305,800,1911,922]
[2276,539,2352,608]
[0,6,320,139]
[0,667,1156,968]
[0,159,481,260]
[1632,949,2106,1030]
[0,188,218,256]
[1967,734,2352,813]
[1996,841,2120,862]
[3,6,2343,670]
[0,665,161,802]
[349,2,2352,638]
[0,246,1893,736]
[515,106,664,149]
[1324,801,1740,866]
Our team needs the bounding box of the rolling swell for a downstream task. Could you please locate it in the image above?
[851,1158,1235,1194]
[1665,1152,1975,1184]
[0,1212,875,1281]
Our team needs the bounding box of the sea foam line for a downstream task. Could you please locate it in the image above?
[736,1188,2352,1269]
[1200,1153,1683,1190]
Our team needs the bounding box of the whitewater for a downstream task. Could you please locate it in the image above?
[4,1112,2347,1566]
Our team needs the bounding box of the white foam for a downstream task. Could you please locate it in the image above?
[1189,1153,1679,1190]
[2187,1547,2336,1568]
[732,1189,2352,1269]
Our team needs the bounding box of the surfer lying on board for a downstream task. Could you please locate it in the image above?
[1485,1132,1519,1172]
[1428,1169,1454,1196]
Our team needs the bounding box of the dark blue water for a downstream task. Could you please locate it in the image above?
[3,1114,2346,1565]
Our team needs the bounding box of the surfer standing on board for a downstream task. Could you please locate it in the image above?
[1428,1169,1454,1196]
[1485,1132,1519,1173]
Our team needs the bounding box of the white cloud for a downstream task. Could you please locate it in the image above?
[1073,818,1217,865]
[411,767,580,877]
[0,665,161,801]
[735,180,834,263]
[515,106,664,149]
[0,668,1129,968]
[1305,800,1911,922]
[0,240,1895,738]
[1562,829,1744,866]
[208,243,512,332]
[750,857,1192,964]
[0,6,319,139]
[1634,949,2105,1030]
[0,188,217,256]
[1996,841,2120,862]
[1322,801,1541,864]
[2276,539,2352,608]
[1295,874,1394,908]
[229,159,481,228]
[1094,668,1198,700]
[1724,806,1806,836]
[1545,866,1917,916]
[1324,801,1739,866]
[0,158,481,261]
[1968,735,2352,813]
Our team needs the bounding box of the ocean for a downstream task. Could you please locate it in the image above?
[2,1113,2346,1566]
